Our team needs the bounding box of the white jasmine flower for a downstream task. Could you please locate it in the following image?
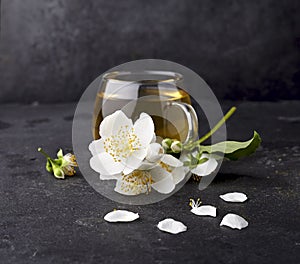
[89,111,188,196]
[38,148,78,179]
[104,210,139,222]
[89,111,154,177]
[220,213,248,230]
[219,192,248,202]
[157,218,187,234]
[189,198,217,217]
[190,153,218,177]
[57,150,78,177]
[114,153,187,195]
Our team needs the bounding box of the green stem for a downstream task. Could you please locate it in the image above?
[184,106,237,149]
[38,147,51,159]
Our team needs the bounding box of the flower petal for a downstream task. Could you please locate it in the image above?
[90,152,124,175]
[172,166,187,184]
[146,143,164,163]
[191,157,218,176]
[157,218,187,234]
[123,148,148,175]
[88,138,105,156]
[100,173,121,180]
[151,133,157,143]
[220,213,248,230]
[191,205,217,217]
[100,110,133,138]
[219,192,248,203]
[114,178,147,195]
[133,113,155,147]
[62,165,75,176]
[150,166,175,194]
[104,210,139,222]
[161,154,183,167]
[138,161,157,170]
[63,153,77,166]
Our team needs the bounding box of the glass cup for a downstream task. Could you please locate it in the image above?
[92,70,198,144]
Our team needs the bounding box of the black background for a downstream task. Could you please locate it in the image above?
[1,2,300,263]
[0,0,299,103]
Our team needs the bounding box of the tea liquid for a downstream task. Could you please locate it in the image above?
[92,87,191,142]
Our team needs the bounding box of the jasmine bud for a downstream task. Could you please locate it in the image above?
[171,140,182,153]
[162,138,173,150]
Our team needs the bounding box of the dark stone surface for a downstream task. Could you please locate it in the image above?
[0,0,299,103]
[0,101,300,263]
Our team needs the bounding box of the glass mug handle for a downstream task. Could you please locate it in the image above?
[165,102,198,144]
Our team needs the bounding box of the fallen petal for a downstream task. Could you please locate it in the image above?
[104,210,139,223]
[191,205,217,217]
[219,192,248,202]
[220,213,248,230]
[157,218,187,234]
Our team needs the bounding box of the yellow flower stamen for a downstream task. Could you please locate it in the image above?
[159,162,172,172]
[189,198,202,208]
[121,170,154,195]
[103,125,141,162]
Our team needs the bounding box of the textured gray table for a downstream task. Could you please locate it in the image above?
[0,101,299,264]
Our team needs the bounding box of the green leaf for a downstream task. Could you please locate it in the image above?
[198,157,209,164]
[190,155,199,166]
[56,156,70,167]
[53,167,65,179]
[53,158,63,166]
[200,131,261,161]
[195,151,201,160]
[57,149,63,158]
[46,159,53,173]
[183,161,190,167]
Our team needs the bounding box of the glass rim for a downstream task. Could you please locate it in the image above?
[103,70,183,84]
